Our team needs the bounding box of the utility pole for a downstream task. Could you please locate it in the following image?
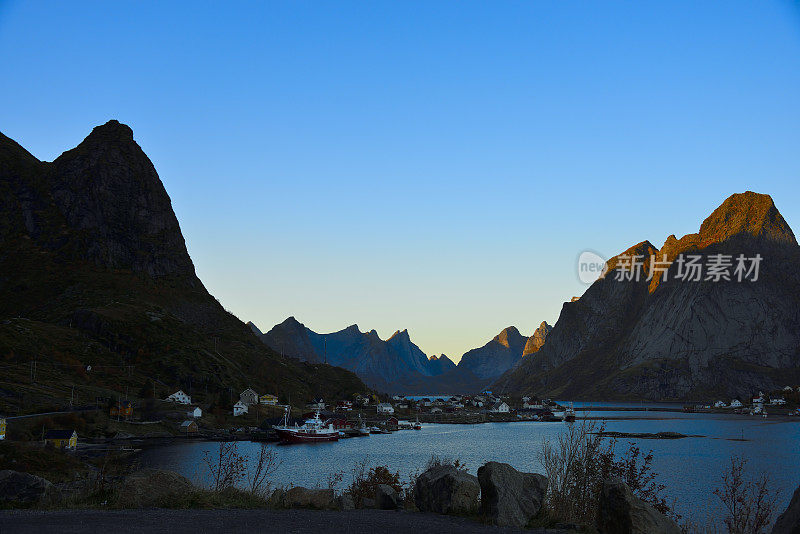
[70,386,74,407]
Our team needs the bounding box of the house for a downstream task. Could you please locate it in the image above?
[307,399,326,411]
[420,398,432,408]
[0,417,5,441]
[110,400,133,418]
[166,390,191,405]
[240,388,259,406]
[324,418,350,430]
[714,401,727,408]
[430,407,443,414]
[187,407,203,418]
[44,429,77,450]
[336,400,353,411]
[259,394,279,405]
[784,386,794,392]
[490,401,510,413]
[752,392,765,404]
[377,403,394,414]
[384,416,399,430]
[180,420,199,434]
[730,399,743,408]
[770,397,787,406]
[233,401,249,417]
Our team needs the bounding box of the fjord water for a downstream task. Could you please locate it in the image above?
[139,410,800,522]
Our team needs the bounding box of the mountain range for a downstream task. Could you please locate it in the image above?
[496,191,800,401]
[0,120,370,414]
[250,317,552,393]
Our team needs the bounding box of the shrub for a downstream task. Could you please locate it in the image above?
[346,459,402,507]
[713,456,780,534]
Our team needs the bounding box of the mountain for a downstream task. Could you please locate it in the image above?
[0,121,370,414]
[252,317,454,392]
[458,326,529,380]
[497,192,800,401]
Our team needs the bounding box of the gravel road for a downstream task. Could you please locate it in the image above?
[0,509,574,534]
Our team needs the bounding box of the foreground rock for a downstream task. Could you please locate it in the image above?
[477,462,547,527]
[772,483,800,534]
[597,479,680,534]
[375,484,400,510]
[283,487,336,510]
[121,469,194,508]
[414,465,480,515]
[0,470,59,506]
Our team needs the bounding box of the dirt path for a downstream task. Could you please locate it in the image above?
[0,508,574,534]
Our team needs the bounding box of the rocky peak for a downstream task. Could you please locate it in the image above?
[388,329,411,342]
[523,321,552,356]
[495,326,523,348]
[698,191,796,247]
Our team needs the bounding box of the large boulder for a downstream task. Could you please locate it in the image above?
[375,484,400,510]
[414,464,480,515]
[597,479,680,534]
[477,461,548,527]
[120,469,194,508]
[772,484,800,534]
[283,487,335,509]
[0,470,58,506]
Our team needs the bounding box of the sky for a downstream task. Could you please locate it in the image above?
[1,1,799,362]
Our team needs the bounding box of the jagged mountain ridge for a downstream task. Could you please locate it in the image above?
[253,317,551,393]
[0,121,371,413]
[497,192,800,401]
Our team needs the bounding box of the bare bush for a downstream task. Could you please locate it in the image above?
[247,443,280,497]
[538,420,672,524]
[202,441,247,491]
[713,456,780,534]
[346,458,402,507]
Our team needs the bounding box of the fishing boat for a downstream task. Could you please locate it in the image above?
[413,417,422,430]
[356,415,370,436]
[563,403,576,423]
[274,409,339,443]
[369,426,382,434]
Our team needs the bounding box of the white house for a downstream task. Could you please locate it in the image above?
[783,386,794,392]
[233,401,249,417]
[166,390,191,405]
[307,399,326,411]
[377,403,394,414]
[490,401,510,413]
[240,388,259,406]
[730,399,743,408]
[714,400,727,408]
[770,397,787,406]
[187,407,202,419]
[430,407,443,414]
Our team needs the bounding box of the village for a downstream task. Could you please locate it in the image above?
[2,383,799,452]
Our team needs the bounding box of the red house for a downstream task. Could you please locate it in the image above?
[324,418,350,430]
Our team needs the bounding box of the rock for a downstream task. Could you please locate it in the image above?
[772,483,800,534]
[414,464,480,515]
[375,484,400,510]
[361,497,376,509]
[523,321,553,356]
[283,487,335,509]
[268,488,286,508]
[336,493,355,511]
[597,479,680,534]
[477,462,547,527]
[121,469,194,508]
[0,470,58,506]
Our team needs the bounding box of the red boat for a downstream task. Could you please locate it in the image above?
[274,410,339,443]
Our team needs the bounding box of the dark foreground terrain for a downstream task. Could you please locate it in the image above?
[0,509,573,534]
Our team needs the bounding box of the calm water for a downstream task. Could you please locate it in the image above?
[138,410,800,524]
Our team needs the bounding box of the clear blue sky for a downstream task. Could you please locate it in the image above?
[2,1,799,362]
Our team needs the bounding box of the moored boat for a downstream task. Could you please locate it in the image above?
[274,409,339,444]
[563,403,576,423]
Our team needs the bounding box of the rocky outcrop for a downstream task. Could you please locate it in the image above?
[282,487,336,509]
[375,484,401,510]
[427,354,456,375]
[414,465,480,515]
[772,483,800,534]
[0,470,58,506]
[477,462,547,527]
[597,479,680,534]
[523,321,552,356]
[500,192,800,400]
[120,469,194,508]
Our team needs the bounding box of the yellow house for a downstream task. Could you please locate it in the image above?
[259,394,278,405]
[0,417,6,441]
[44,429,77,450]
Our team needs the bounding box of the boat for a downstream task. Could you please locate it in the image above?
[563,403,576,423]
[274,409,339,443]
[369,426,382,434]
[356,415,370,436]
[413,417,422,430]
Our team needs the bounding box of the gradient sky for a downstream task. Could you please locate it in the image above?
[2,1,799,362]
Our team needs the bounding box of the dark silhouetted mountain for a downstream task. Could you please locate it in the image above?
[497,192,800,401]
[0,121,370,413]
